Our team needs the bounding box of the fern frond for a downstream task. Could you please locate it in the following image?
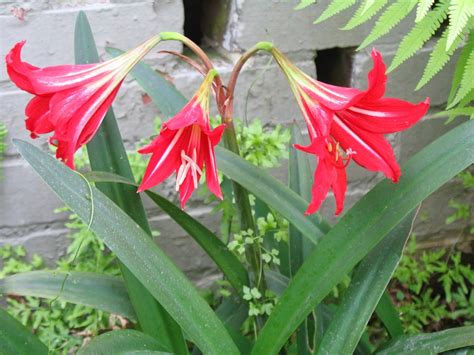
[342,0,388,30]
[388,1,448,72]
[416,28,462,90]
[449,49,474,108]
[295,0,316,11]
[314,0,356,25]
[435,106,474,123]
[416,0,435,22]
[446,0,474,50]
[448,32,474,105]
[358,0,418,50]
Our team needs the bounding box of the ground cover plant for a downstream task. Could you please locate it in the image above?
[1,10,473,355]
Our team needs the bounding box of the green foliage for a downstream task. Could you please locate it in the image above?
[342,0,388,30]
[235,119,291,168]
[299,0,474,114]
[359,0,418,50]
[313,0,356,25]
[445,171,474,233]
[390,236,474,334]
[416,0,435,22]
[446,0,474,49]
[388,1,449,72]
[0,212,122,354]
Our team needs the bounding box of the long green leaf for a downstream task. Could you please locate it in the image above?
[377,326,474,354]
[106,47,187,118]
[13,139,239,354]
[0,271,135,320]
[83,171,249,294]
[317,211,416,354]
[375,291,404,338]
[0,307,48,355]
[216,147,328,245]
[251,119,474,354]
[288,124,317,355]
[74,12,186,352]
[144,191,249,293]
[78,329,171,354]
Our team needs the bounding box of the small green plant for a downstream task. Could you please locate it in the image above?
[0,212,123,353]
[389,235,474,334]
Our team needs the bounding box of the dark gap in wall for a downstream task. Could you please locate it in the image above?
[315,47,356,87]
[183,0,203,45]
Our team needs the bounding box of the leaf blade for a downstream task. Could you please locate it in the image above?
[317,211,416,354]
[0,307,48,355]
[0,271,136,320]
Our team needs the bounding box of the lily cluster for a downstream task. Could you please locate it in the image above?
[6,36,429,215]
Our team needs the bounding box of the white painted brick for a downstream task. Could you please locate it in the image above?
[0,159,67,228]
[1,1,184,83]
[219,0,410,53]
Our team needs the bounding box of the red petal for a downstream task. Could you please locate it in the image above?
[6,41,104,95]
[25,95,54,137]
[303,81,364,111]
[137,128,186,192]
[364,49,387,101]
[164,98,202,130]
[202,132,224,200]
[299,98,334,138]
[341,97,430,134]
[331,116,401,181]
[305,158,336,215]
[51,80,123,166]
[178,173,196,209]
[332,166,347,215]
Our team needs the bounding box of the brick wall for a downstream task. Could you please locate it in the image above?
[1,0,471,285]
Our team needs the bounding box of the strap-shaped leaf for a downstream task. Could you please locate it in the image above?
[0,307,48,355]
[78,329,171,354]
[74,12,185,351]
[375,291,404,338]
[252,119,474,353]
[0,271,135,320]
[377,326,474,354]
[317,211,416,354]
[13,139,239,355]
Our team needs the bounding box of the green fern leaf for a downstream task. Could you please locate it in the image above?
[449,49,474,107]
[448,32,474,105]
[435,106,474,123]
[416,0,435,22]
[314,0,356,24]
[388,1,448,72]
[295,0,316,11]
[416,28,462,90]
[358,0,418,50]
[342,0,388,30]
[446,0,474,50]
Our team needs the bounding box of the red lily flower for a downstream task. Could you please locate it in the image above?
[6,36,160,169]
[272,48,429,215]
[137,70,225,208]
